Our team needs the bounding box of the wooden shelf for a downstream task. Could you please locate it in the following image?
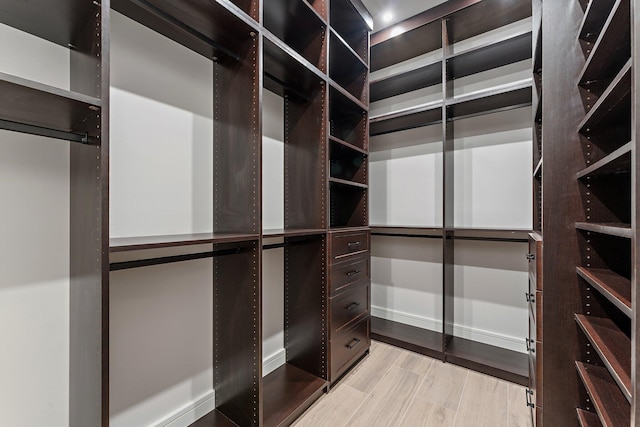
[449,31,532,79]
[330,28,368,71]
[0,72,101,143]
[371,317,443,359]
[264,0,327,72]
[329,177,368,190]
[447,228,531,242]
[0,0,98,47]
[578,59,631,134]
[329,135,368,155]
[533,158,543,178]
[577,409,603,427]
[447,79,533,121]
[112,0,258,61]
[262,228,326,238]
[369,100,441,136]
[575,222,632,239]
[263,363,327,427]
[370,59,442,102]
[371,226,443,238]
[579,0,616,42]
[575,315,631,402]
[190,409,239,427]
[446,336,529,386]
[578,0,630,85]
[576,142,632,179]
[371,19,441,72]
[110,233,259,252]
[330,0,370,63]
[576,267,631,318]
[329,31,368,104]
[576,362,630,427]
[329,85,367,148]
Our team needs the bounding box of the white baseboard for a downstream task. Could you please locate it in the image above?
[371,306,526,353]
[155,390,215,427]
[263,348,286,377]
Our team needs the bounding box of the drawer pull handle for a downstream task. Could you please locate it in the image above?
[526,253,535,261]
[525,292,535,303]
[525,338,535,353]
[526,389,535,408]
[346,270,361,277]
[347,241,362,249]
[346,302,361,311]
[346,338,361,349]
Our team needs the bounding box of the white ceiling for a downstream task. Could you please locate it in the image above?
[362,0,449,32]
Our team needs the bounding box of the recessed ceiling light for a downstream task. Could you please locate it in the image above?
[382,11,394,23]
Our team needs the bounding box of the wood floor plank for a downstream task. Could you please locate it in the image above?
[416,361,468,411]
[346,365,421,427]
[399,397,456,426]
[508,383,533,427]
[453,371,509,427]
[344,341,404,394]
[291,383,367,427]
[394,350,435,377]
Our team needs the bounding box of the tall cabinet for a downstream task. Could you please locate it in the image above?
[0,0,371,426]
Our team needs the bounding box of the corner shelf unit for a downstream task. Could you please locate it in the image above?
[0,0,372,426]
[368,0,533,386]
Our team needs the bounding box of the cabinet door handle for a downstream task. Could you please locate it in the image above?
[347,241,362,249]
[526,253,535,260]
[346,338,361,349]
[346,270,361,277]
[525,292,535,303]
[346,302,361,311]
[526,389,535,408]
[525,338,535,353]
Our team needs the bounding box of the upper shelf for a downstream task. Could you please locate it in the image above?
[329,30,368,104]
[578,0,630,85]
[330,0,371,63]
[579,0,616,42]
[111,0,258,62]
[110,232,259,252]
[0,72,101,144]
[370,59,442,102]
[0,0,98,48]
[370,0,531,72]
[447,78,533,121]
[448,31,532,79]
[370,99,441,136]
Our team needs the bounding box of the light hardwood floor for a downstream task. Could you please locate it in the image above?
[293,341,532,427]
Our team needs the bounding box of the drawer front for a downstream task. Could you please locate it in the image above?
[330,319,370,381]
[331,284,369,335]
[330,230,370,263]
[536,341,543,408]
[330,256,370,295]
[529,310,536,345]
[536,291,543,342]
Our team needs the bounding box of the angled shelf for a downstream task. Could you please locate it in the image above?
[579,0,616,42]
[262,363,327,427]
[577,267,631,317]
[575,222,632,239]
[449,31,533,79]
[111,0,258,61]
[329,135,367,155]
[576,362,630,427]
[446,336,529,386]
[447,79,533,121]
[577,409,602,427]
[576,142,631,179]
[190,409,239,427]
[0,0,98,47]
[371,317,443,359]
[370,59,442,102]
[578,0,630,85]
[329,30,368,103]
[578,59,631,134]
[264,0,327,72]
[330,0,370,63]
[371,226,443,238]
[109,233,259,252]
[0,72,101,143]
[575,314,631,402]
[369,100,441,136]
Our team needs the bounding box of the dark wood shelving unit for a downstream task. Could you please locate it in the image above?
[191,409,239,427]
[576,141,632,179]
[262,229,327,239]
[329,31,368,103]
[575,222,633,238]
[329,139,367,185]
[576,362,631,427]
[577,409,603,427]
[109,233,259,252]
[576,267,631,317]
[446,79,533,121]
[329,84,367,148]
[579,0,615,42]
[447,228,530,242]
[371,317,442,359]
[328,177,368,189]
[329,0,369,63]
[370,60,442,102]
[369,100,441,136]
[329,134,367,155]
[371,226,443,238]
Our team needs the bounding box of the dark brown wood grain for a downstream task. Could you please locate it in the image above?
[329,32,368,104]
[190,409,240,427]
[577,267,631,317]
[329,0,369,63]
[576,409,602,427]
[329,255,370,295]
[370,60,442,102]
[329,230,370,261]
[576,362,630,427]
[329,318,370,382]
[370,317,443,360]
[329,282,369,335]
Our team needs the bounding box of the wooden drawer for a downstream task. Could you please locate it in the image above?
[330,284,369,335]
[330,255,370,295]
[528,234,542,290]
[330,230,370,263]
[529,309,536,345]
[330,319,370,381]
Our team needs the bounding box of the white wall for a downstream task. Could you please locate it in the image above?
[0,24,70,427]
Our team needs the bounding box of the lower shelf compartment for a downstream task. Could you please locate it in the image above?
[445,336,529,386]
[577,408,602,427]
[190,409,238,427]
[371,317,442,359]
[263,363,327,427]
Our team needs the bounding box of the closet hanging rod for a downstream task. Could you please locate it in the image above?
[371,232,442,239]
[0,119,97,144]
[264,71,312,102]
[125,0,241,62]
[110,247,245,271]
